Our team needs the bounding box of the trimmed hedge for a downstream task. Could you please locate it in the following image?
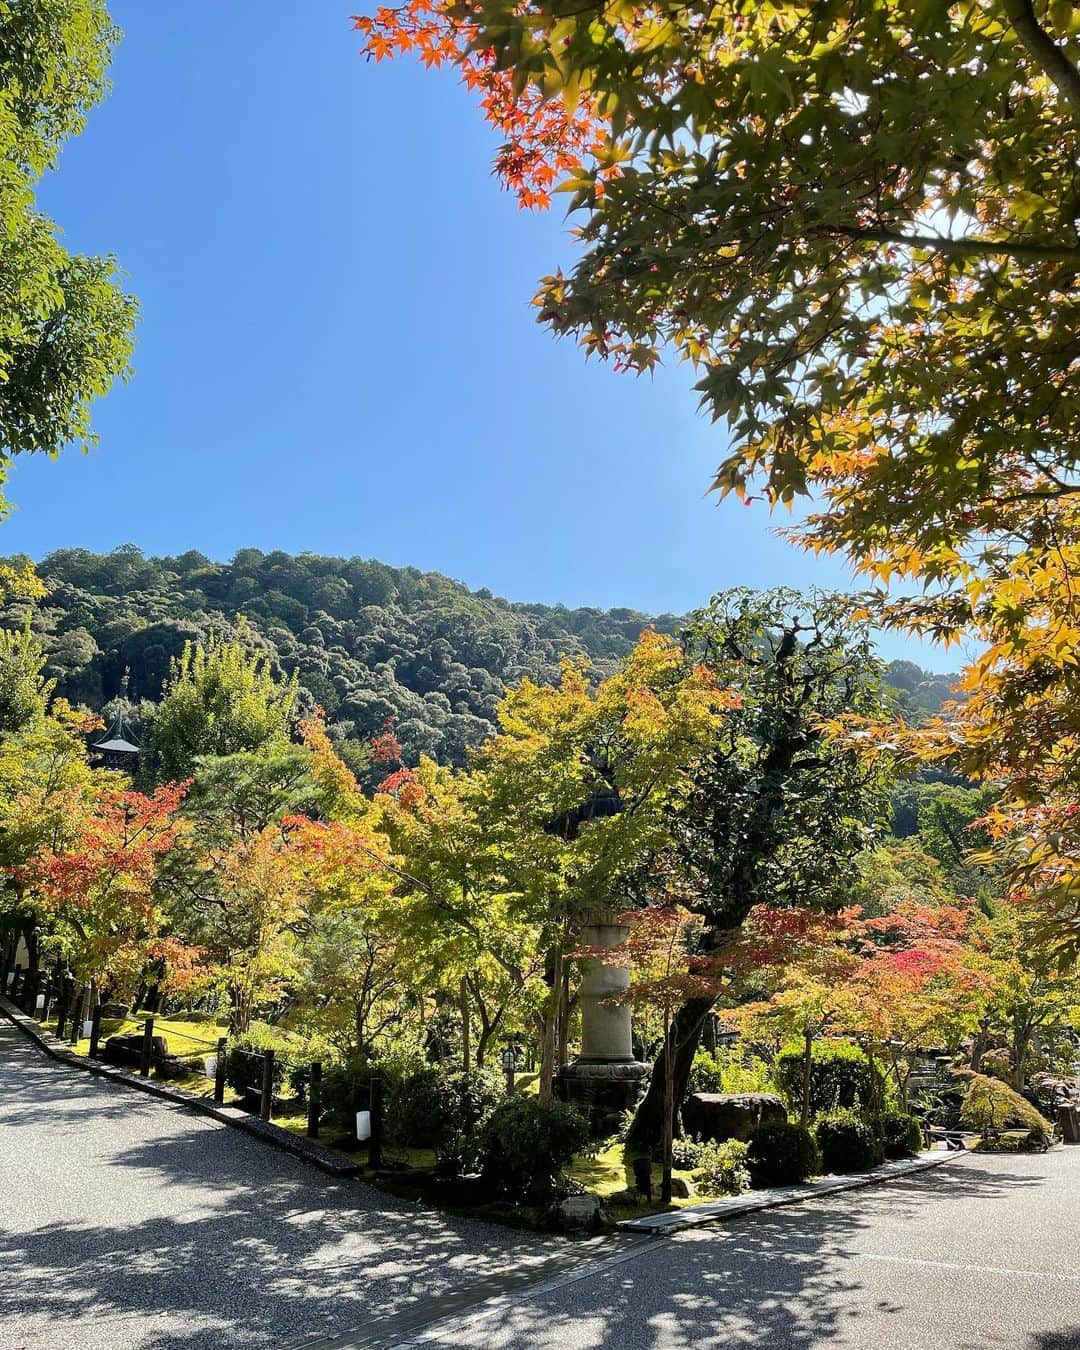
[880,1111,923,1159]
[816,1112,882,1174]
[775,1040,882,1117]
[746,1122,820,1186]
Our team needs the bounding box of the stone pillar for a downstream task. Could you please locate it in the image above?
[556,915,647,1133]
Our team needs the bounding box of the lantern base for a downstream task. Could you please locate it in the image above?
[555,1058,648,1135]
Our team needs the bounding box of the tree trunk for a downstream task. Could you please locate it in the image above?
[538,945,564,1107]
[661,1008,674,1204]
[628,994,717,1148]
[1012,1022,1032,1091]
[801,1026,814,1126]
[970,1019,990,1072]
[460,975,470,1076]
[556,968,571,1069]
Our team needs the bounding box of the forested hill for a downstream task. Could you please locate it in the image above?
[0,546,955,767]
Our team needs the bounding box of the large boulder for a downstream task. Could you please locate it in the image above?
[682,1092,788,1143]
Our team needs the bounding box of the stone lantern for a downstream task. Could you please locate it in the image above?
[556,911,647,1132]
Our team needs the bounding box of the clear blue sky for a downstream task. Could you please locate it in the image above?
[7,2,949,667]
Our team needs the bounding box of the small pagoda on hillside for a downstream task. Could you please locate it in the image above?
[91,711,141,772]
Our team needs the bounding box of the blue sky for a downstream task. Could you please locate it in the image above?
[8,2,949,667]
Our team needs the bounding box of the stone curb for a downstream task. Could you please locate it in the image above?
[0,995,360,1179]
[616,1148,968,1236]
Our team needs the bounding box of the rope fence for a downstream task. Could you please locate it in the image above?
[0,959,388,1156]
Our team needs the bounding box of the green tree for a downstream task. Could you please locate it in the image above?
[630,590,892,1145]
[0,616,52,733]
[0,1,136,500]
[155,749,319,1029]
[148,629,298,780]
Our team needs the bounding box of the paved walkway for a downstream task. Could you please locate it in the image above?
[6,1014,1080,1350]
[0,1019,570,1349]
[408,1148,1080,1350]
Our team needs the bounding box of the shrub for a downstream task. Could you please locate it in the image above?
[387,1064,503,1152]
[670,1135,703,1169]
[692,1139,750,1197]
[961,1073,1051,1147]
[223,1027,293,1096]
[687,1047,775,1097]
[816,1111,883,1173]
[880,1111,923,1159]
[480,1097,589,1200]
[319,1062,370,1130]
[775,1040,883,1117]
[746,1122,820,1186]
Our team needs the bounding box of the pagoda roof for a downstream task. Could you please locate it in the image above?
[92,736,140,755]
[92,712,140,756]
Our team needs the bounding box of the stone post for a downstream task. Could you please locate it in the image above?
[556,914,647,1133]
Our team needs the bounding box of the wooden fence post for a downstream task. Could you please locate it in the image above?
[214,1037,227,1104]
[68,986,83,1045]
[55,980,71,1040]
[260,1049,275,1122]
[368,1075,384,1170]
[307,1061,322,1139]
[89,1004,102,1059]
[140,1016,154,1077]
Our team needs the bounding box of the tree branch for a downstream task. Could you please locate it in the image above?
[835,224,1080,262]
[1003,0,1080,125]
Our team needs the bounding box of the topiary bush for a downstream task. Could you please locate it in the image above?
[480,1097,589,1200]
[692,1139,751,1197]
[387,1064,504,1153]
[775,1040,883,1117]
[880,1111,924,1159]
[746,1122,820,1186]
[961,1073,1051,1148]
[816,1111,883,1173]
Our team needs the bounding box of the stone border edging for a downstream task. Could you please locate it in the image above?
[616,1148,968,1236]
[0,994,359,1180]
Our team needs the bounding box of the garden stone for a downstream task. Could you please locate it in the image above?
[550,1194,608,1232]
[682,1092,788,1143]
[669,1175,693,1199]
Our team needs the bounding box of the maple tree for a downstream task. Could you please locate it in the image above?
[466,628,731,1103]
[18,781,186,1000]
[353,0,1080,948]
[732,906,863,1125]
[838,900,980,1104]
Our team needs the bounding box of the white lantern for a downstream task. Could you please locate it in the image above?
[34,994,45,1012]
[82,1019,94,1039]
[5,970,13,989]
[204,1055,218,1080]
[355,1109,372,1142]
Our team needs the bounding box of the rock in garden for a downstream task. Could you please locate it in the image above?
[550,1194,608,1232]
[668,1176,693,1199]
[682,1092,788,1143]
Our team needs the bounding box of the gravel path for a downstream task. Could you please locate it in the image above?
[411,1148,1080,1349]
[0,1018,561,1350]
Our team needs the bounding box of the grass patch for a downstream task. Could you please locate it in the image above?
[568,1139,702,1219]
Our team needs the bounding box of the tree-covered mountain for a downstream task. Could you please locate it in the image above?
[0,545,956,768]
